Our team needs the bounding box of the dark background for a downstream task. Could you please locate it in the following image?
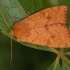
[0,0,57,70]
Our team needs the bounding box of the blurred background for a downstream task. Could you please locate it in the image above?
[0,0,57,70]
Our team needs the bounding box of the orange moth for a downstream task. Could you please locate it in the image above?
[10,5,70,48]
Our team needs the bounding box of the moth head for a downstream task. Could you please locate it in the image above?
[10,22,30,41]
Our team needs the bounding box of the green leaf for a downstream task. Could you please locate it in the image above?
[19,0,44,14]
[47,57,62,70]
[0,0,69,53]
[62,60,70,70]
[0,0,55,52]
[0,0,27,26]
[57,0,70,27]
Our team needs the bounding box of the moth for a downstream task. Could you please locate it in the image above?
[10,5,70,48]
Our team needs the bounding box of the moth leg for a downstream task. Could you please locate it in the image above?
[27,11,30,16]
[12,16,17,23]
[33,44,38,48]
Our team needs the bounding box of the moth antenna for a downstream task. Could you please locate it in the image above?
[10,37,12,65]
[0,10,12,30]
[0,10,12,65]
